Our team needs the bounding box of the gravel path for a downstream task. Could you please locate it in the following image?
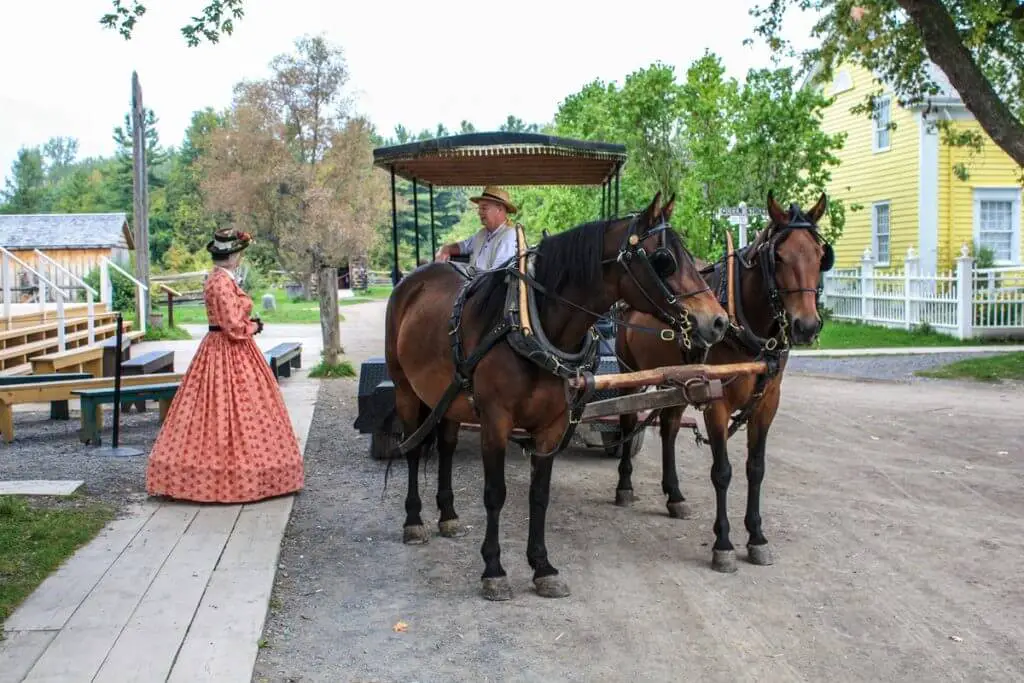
[786,351,1011,382]
[253,302,1024,683]
[0,407,161,508]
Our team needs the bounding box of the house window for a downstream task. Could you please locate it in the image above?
[872,95,891,152]
[873,201,891,264]
[973,188,1021,264]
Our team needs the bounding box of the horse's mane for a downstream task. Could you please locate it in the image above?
[466,218,610,330]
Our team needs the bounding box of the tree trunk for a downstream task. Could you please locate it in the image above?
[317,264,342,366]
[895,0,1024,169]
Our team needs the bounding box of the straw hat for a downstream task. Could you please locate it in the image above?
[470,186,517,215]
[206,228,253,256]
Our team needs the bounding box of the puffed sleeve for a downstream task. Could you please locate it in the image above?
[205,273,256,342]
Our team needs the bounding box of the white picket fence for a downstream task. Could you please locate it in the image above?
[821,245,1024,340]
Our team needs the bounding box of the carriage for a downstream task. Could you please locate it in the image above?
[354,131,658,459]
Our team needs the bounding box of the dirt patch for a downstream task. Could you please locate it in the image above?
[254,371,1024,682]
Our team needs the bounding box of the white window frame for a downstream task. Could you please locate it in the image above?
[973,187,1022,266]
[872,95,892,153]
[872,201,891,266]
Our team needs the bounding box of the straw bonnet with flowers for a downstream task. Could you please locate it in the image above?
[207,228,253,256]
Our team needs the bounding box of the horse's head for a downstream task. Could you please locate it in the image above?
[756,191,835,345]
[607,192,729,349]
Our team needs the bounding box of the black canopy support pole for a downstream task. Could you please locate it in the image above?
[614,164,621,216]
[601,181,607,220]
[390,166,400,285]
[429,185,436,257]
[412,178,420,266]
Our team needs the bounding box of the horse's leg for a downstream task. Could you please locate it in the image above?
[705,401,736,573]
[479,412,513,601]
[436,418,464,538]
[744,384,781,566]
[660,406,692,519]
[397,391,430,545]
[614,410,639,506]
[528,452,570,598]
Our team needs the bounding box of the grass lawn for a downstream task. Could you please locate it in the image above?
[816,320,1016,350]
[0,495,115,629]
[157,287,388,325]
[915,352,1024,382]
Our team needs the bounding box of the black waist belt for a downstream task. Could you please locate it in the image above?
[208,325,223,331]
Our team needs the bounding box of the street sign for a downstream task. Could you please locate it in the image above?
[717,203,766,248]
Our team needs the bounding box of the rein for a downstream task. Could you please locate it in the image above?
[394,213,705,460]
[688,209,834,445]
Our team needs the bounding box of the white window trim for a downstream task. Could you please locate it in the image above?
[973,187,1022,266]
[872,95,892,153]
[872,200,892,267]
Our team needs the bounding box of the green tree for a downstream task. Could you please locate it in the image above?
[0,147,48,214]
[749,0,1024,171]
[101,0,245,46]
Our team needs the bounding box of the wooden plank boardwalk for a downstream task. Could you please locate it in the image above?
[0,374,319,683]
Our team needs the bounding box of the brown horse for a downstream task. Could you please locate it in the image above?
[613,192,834,573]
[385,192,730,601]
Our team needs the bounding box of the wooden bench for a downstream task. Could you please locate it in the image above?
[0,372,92,420]
[120,350,175,412]
[265,342,302,380]
[0,372,184,443]
[102,334,134,376]
[73,382,181,446]
[30,344,103,377]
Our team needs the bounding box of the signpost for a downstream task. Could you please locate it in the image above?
[717,203,767,249]
[90,312,144,458]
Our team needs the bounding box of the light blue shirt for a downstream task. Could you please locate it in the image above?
[458,222,518,271]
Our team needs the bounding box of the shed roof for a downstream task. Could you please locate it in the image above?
[0,213,135,251]
[373,132,627,187]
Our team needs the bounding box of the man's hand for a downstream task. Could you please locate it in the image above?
[435,244,453,262]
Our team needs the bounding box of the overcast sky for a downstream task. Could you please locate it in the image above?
[0,0,820,182]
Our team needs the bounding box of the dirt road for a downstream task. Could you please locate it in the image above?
[254,303,1024,683]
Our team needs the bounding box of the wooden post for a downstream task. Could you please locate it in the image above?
[167,291,175,329]
[317,264,341,366]
[131,71,151,328]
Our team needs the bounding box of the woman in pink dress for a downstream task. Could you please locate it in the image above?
[145,228,304,503]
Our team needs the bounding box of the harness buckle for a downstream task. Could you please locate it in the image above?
[765,337,778,351]
[659,329,676,341]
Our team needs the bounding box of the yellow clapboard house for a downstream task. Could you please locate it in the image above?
[806,61,1022,274]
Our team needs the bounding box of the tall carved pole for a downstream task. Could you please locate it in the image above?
[131,71,150,326]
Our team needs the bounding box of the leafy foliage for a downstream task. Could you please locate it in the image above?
[747,0,1024,173]
[101,0,246,46]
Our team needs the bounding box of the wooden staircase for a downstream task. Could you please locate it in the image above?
[0,312,142,376]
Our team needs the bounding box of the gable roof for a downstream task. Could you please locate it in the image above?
[0,213,135,251]
[801,58,964,109]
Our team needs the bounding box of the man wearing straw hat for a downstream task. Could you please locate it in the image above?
[434,186,519,271]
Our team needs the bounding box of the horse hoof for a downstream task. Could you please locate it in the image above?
[748,543,774,566]
[481,576,513,601]
[614,489,635,506]
[438,519,465,538]
[712,549,737,573]
[534,575,571,599]
[402,525,429,545]
[666,501,693,519]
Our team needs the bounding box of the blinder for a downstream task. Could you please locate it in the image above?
[820,242,835,272]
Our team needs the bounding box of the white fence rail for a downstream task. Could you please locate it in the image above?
[100,257,149,335]
[822,245,1024,340]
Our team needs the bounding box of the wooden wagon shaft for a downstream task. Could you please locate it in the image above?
[580,387,694,421]
[572,361,769,393]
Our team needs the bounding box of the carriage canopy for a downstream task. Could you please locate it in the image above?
[373,132,628,282]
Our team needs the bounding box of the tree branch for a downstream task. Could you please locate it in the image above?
[894,0,1024,168]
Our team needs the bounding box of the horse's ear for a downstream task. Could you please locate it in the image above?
[644,191,663,224]
[807,192,828,224]
[767,190,787,226]
[662,193,676,221]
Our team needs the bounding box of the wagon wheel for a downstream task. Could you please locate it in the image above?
[601,426,646,458]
